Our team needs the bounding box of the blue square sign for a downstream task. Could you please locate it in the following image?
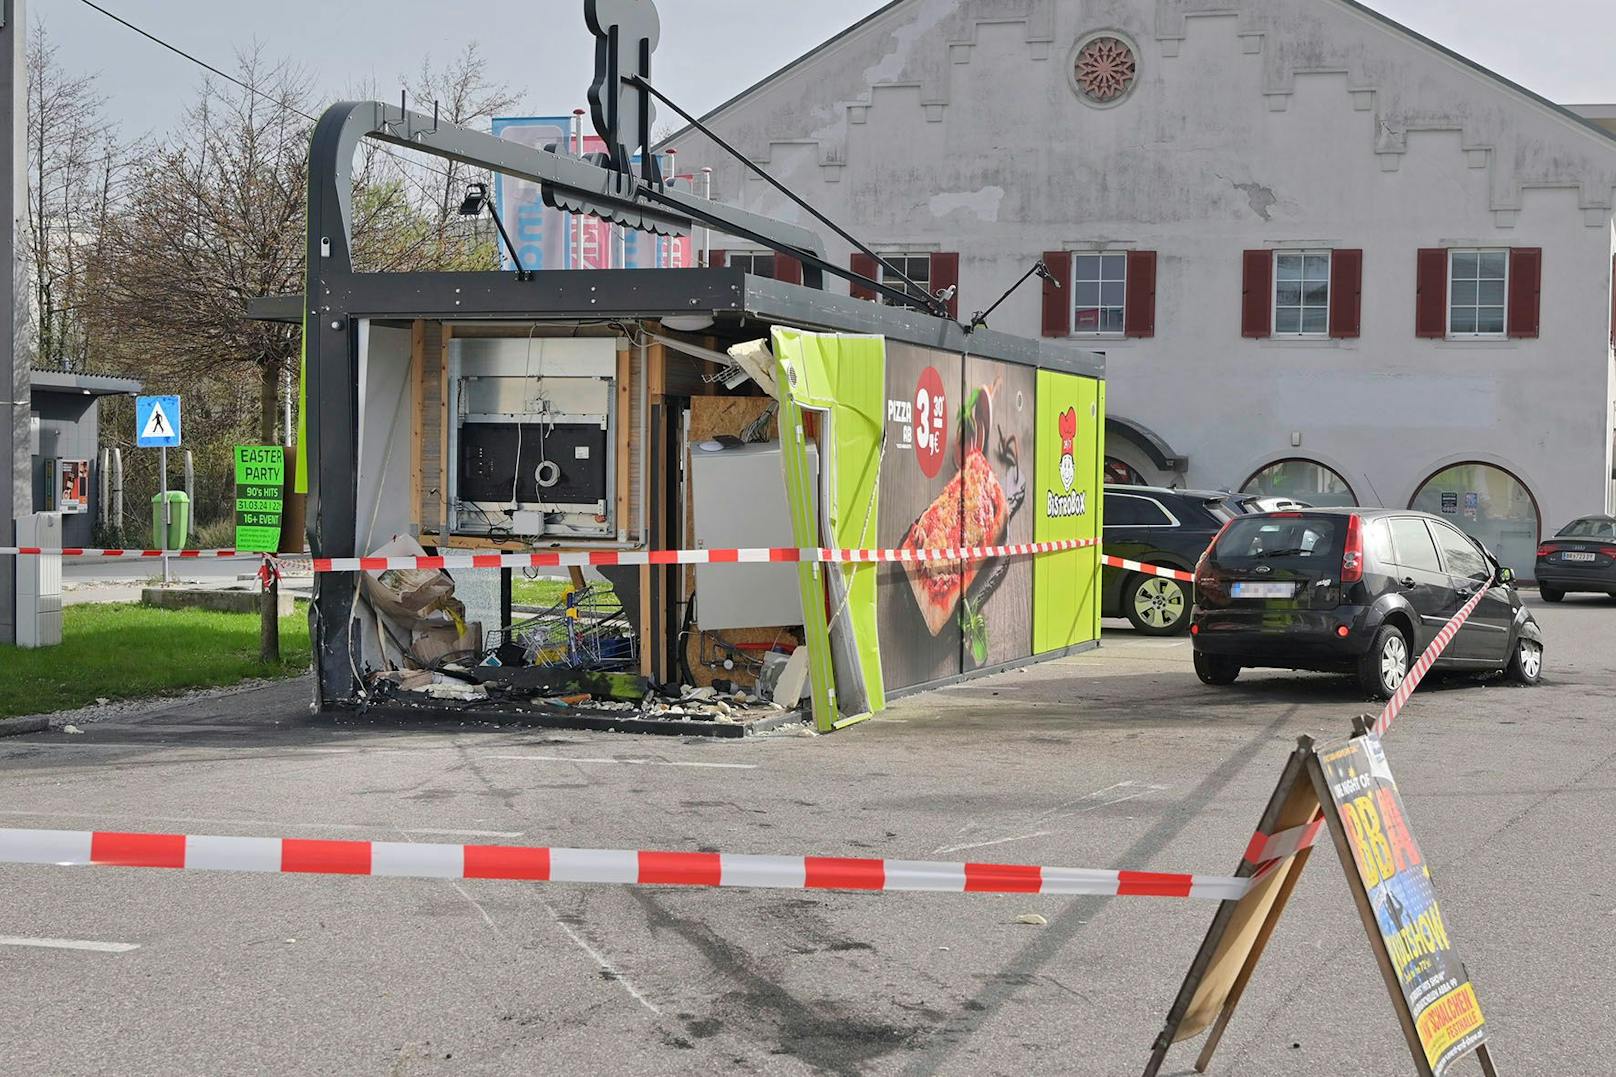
[135,395,183,448]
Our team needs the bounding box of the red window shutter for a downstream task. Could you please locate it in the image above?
[1415,248,1448,338]
[850,253,878,300]
[1508,247,1542,339]
[774,254,803,286]
[707,249,727,269]
[930,252,960,318]
[1241,250,1272,338]
[1124,250,1157,338]
[1329,249,1363,339]
[1041,251,1071,337]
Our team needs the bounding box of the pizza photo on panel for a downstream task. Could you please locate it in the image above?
[877,343,966,691]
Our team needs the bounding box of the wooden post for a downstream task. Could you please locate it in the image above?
[438,323,453,543]
[616,341,631,542]
[409,319,426,532]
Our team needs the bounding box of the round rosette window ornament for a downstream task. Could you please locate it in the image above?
[1074,36,1137,104]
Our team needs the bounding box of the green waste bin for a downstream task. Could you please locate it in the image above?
[152,491,190,550]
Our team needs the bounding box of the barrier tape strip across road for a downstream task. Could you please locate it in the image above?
[2,541,1189,582]
[1371,575,1494,737]
[0,557,1494,891]
[0,547,257,559]
[0,540,1103,571]
[1097,555,1197,582]
[1238,574,1497,866]
[0,829,1265,901]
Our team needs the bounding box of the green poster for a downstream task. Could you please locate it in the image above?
[234,445,286,553]
[771,327,887,731]
[1033,370,1102,655]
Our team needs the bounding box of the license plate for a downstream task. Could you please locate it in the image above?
[1563,551,1597,562]
[1231,581,1296,599]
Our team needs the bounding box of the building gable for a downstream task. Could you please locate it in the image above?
[667,0,1616,231]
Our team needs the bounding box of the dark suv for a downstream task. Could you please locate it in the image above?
[1102,486,1238,635]
[1191,509,1543,699]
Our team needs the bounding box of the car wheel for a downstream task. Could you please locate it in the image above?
[1505,638,1543,686]
[1357,624,1410,701]
[1124,574,1191,636]
[1539,584,1564,603]
[1194,652,1240,686]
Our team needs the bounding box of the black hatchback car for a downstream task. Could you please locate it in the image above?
[1535,516,1616,601]
[1102,486,1239,635]
[1191,509,1543,699]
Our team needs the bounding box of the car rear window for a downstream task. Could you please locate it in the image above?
[1559,517,1616,539]
[1214,516,1341,567]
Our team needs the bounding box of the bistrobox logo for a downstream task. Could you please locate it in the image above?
[1047,407,1087,519]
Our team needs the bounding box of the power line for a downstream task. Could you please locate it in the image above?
[74,0,458,183]
[76,0,316,121]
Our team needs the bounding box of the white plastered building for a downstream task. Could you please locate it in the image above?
[665,0,1616,576]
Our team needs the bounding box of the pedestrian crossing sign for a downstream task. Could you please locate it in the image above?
[136,395,183,448]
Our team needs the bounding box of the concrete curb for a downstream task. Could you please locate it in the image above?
[0,717,50,738]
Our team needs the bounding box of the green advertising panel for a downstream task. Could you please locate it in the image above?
[1033,370,1102,655]
[234,445,286,553]
[771,328,887,730]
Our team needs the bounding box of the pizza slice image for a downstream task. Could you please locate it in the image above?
[900,450,1009,636]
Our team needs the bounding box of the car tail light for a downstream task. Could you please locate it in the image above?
[1602,546,1616,559]
[1336,625,1351,638]
[1341,514,1364,585]
[1196,518,1235,581]
[1537,543,1559,558]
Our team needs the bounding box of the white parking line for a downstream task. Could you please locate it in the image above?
[488,755,756,770]
[0,936,141,954]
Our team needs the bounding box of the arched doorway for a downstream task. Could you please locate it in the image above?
[1242,458,1357,507]
[1409,462,1540,579]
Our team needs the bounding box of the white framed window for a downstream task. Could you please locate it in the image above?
[877,254,933,306]
[727,252,777,278]
[1448,249,1508,337]
[1073,252,1128,334]
[1273,251,1331,336]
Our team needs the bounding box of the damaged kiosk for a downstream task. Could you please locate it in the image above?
[279,0,1106,735]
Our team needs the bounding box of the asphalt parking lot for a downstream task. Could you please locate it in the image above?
[2,594,1613,1076]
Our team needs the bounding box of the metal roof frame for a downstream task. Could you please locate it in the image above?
[28,369,144,398]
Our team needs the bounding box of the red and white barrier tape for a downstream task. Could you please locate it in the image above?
[1,539,1108,573]
[0,827,1267,901]
[297,538,1104,574]
[1242,817,1327,868]
[1100,555,1197,583]
[1235,578,1497,866]
[1371,575,1494,737]
[0,547,259,560]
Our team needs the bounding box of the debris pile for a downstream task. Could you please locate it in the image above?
[353,538,809,733]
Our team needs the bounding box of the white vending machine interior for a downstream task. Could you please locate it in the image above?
[689,441,818,631]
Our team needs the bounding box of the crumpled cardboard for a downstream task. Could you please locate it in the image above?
[410,621,483,670]
[357,534,470,671]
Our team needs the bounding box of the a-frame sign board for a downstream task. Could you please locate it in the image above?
[1143,725,1498,1077]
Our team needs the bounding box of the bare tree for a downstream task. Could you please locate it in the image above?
[93,51,314,661]
[93,50,503,660]
[406,43,521,243]
[26,24,125,372]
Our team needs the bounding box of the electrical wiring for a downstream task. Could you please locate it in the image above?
[77,0,460,186]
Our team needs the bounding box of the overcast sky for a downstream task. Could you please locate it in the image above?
[37,0,1616,144]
